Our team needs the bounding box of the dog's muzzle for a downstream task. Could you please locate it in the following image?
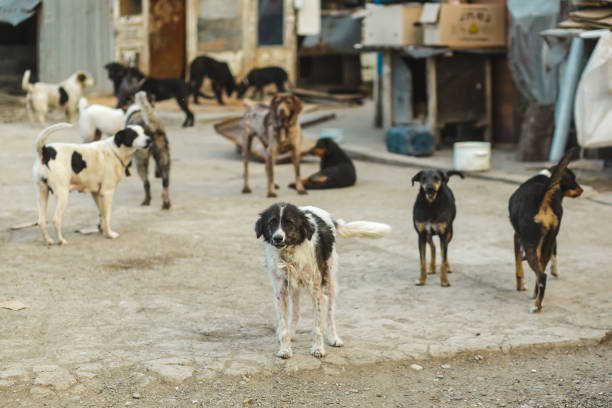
[144,139,152,148]
[425,188,437,202]
[272,235,286,248]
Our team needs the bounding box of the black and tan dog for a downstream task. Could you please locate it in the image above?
[411,169,464,287]
[289,138,356,190]
[508,147,582,313]
[242,93,305,197]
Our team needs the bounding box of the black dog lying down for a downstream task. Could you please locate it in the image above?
[104,61,196,127]
[236,66,289,99]
[189,55,235,105]
[508,147,582,313]
[411,169,464,287]
[289,138,356,190]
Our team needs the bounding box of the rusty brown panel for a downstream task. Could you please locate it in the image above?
[148,0,186,78]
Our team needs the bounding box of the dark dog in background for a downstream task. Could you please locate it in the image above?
[289,138,356,190]
[242,94,305,197]
[236,66,289,99]
[508,148,582,313]
[125,92,171,210]
[411,169,464,287]
[104,63,146,108]
[189,55,236,105]
[104,62,195,126]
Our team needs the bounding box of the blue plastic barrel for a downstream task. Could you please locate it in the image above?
[385,126,435,157]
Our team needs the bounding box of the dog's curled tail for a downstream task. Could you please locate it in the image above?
[539,147,579,211]
[135,91,164,131]
[335,219,391,239]
[36,123,72,157]
[78,97,88,113]
[22,70,33,92]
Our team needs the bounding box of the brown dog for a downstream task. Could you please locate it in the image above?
[241,93,306,197]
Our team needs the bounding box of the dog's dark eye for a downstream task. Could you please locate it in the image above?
[268,217,277,225]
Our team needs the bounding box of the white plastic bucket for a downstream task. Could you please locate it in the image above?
[453,142,491,172]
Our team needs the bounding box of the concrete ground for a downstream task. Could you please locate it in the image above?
[0,101,611,405]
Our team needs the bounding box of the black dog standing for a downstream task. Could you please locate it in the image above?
[189,55,236,105]
[412,170,464,287]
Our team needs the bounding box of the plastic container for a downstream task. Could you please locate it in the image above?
[319,128,344,143]
[385,125,435,157]
[453,141,491,172]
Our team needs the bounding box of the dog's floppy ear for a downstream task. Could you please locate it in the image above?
[255,216,264,239]
[77,73,87,83]
[411,171,423,186]
[290,95,303,115]
[114,128,137,148]
[301,217,315,241]
[269,95,280,113]
[446,170,465,181]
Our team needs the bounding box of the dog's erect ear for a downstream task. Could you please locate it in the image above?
[446,170,465,181]
[411,171,423,186]
[255,216,264,239]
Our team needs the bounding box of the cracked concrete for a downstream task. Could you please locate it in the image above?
[0,113,610,398]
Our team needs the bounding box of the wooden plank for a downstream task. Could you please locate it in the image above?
[426,56,439,148]
[484,55,493,142]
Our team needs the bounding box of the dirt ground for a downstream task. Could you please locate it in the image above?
[0,101,611,406]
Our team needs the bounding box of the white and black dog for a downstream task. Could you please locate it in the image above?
[23,70,95,127]
[78,97,126,143]
[33,123,150,245]
[255,203,390,359]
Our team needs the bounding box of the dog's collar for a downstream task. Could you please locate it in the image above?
[111,148,128,168]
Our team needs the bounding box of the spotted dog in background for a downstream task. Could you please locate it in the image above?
[33,123,151,245]
[411,169,464,287]
[255,202,390,359]
[508,148,582,313]
[125,91,172,209]
[22,69,94,126]
[242,93,305,197]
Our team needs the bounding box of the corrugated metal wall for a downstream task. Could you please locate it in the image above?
[38,0,114,94]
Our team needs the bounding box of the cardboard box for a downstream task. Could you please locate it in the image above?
[420,3,506,48]
[363,4,423,46]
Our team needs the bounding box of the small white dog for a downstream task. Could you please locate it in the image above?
[33,123,151,245]
[23,69,94,127]
[255,203,390,359]
[78,97,126,143]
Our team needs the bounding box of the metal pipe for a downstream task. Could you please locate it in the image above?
[549,37,584,162]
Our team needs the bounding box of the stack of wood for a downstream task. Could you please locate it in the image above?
[560,1,612,29]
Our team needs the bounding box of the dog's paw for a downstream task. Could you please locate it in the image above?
[58,238,67,246]
[415,280,426,286]
[44,238,55,246]
[141,200,151,206]
[440,281,451,287]
[267,192,278,198]
[428,269,436,275]
[328,338,344,348]
[162,201,171,210]
[447,269,453,274]
[242,187,252,194]
[529,305,541,314]
[276,348,293,359]
[297,189,308,195]
[311,346,326,358]
[517,284,527,291]
[106,231,119,239]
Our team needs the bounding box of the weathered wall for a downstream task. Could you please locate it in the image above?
[38,0,114,94]
[188,0,296,83]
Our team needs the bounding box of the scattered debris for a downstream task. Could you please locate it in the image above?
[410,364,423,371]
[132,392,141,399]
[0,300,27,311]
